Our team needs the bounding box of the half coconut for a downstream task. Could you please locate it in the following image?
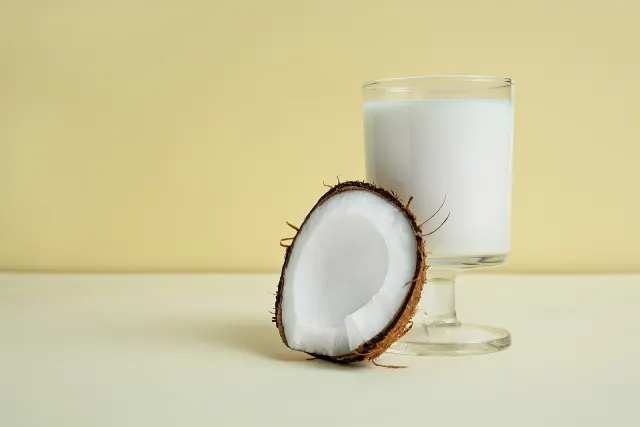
[275,181,426,364]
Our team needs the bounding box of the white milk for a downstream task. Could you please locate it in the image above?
[364,98,513,260]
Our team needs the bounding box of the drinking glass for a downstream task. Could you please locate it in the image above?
[363,75,514,356]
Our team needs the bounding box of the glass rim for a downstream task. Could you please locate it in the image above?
[362,75,513,89]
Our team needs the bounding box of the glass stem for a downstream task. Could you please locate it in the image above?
[420,269,460,326]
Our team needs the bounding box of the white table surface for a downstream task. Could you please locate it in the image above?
[0,273,638,427]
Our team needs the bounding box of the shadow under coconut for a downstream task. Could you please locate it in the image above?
[104,315,373,369]
[210,320,305,362]
[210,320,372,369]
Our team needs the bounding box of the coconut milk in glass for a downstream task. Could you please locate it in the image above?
[363,76,514,356]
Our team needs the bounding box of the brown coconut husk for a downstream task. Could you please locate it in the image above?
[274,181,427,364]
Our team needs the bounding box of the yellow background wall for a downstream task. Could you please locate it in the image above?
[1,0,639,273]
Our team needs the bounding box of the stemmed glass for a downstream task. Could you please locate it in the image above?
[363,75,514,355]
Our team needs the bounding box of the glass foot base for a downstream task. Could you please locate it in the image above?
[388,322,511,356]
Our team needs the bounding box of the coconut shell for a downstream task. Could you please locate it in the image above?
[274,181,426,364]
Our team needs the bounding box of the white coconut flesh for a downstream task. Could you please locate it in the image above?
[281,190,418,357]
